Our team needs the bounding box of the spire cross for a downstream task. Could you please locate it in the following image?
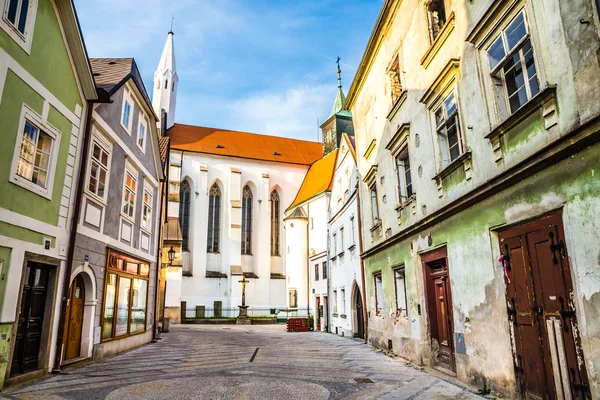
[336,56,342,89]
[169,16,174,34]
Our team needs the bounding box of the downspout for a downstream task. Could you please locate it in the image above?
[53,97,100,372]
[326,226,331,333]
[355,183,368,343]
[306,204,310,320]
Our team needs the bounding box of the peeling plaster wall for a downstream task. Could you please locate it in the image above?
[350,0,600,397]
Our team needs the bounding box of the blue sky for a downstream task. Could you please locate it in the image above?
[74,0,382,142]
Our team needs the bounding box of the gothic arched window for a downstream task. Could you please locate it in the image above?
[164,79,169,89]
[179,180,191,251]
[241,185,253,255]
[207,183,221,253]
[270,190,280,256]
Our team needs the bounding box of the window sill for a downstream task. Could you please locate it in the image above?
[432,150,472,182]
[348,244,356,251]
[10,175,52,200]
[337,251,345,258]
[340,314,347,319]
[120,213,135,225]
[386,90,408,121]
[84,190,107,207]
[270,273,286,279]
[420,12,456,69]
[206,271,227,278]
[370,222,382,233]
[485,86,557,143]
[120,122,131,135]
[330,255,337,261]
[395,193,416,212]
[332,313,339,318]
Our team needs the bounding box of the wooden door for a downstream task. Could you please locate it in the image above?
[500,213,590,399]
[11,263,49,376]
[356,288,365,339]
[64,275,84,360]
[422,248,455,372]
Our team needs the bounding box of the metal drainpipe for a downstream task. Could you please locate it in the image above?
[355,183,368,343]
[326,226,331,333]
[52,99,96,372]
[306,203,310,320]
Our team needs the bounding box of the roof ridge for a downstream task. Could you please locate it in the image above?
[172,123,321,145]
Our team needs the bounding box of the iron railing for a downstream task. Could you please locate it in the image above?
[181,306,311,320]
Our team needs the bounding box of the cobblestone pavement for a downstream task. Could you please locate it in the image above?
[3,325,485,399]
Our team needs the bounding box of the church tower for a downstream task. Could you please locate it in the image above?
[152,28,178,132]
[321,58,354,156]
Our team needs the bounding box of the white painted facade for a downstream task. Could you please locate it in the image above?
[328,136,362,338]
[165,150,311,315]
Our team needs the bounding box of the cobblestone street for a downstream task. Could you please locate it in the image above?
[3,325,485,400]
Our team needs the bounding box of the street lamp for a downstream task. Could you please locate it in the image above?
[168,246,175,265]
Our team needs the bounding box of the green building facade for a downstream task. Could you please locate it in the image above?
[0,0,95,388]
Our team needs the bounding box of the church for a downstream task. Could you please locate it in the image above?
[153,31,329,321]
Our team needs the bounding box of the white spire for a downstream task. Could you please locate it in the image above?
[152,30,178,131]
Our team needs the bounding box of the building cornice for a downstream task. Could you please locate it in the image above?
[361,114,600,259]
[345,0,400,110]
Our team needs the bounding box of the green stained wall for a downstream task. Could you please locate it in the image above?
[0,0,82,111]
[364,141,600,395]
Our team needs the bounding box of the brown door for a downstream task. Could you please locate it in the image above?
[11,262,50,376]
[422,247,455,372]
[500,213,590,399]
[64,275,85,360]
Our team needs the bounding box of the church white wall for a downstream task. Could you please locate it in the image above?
[175,152,310,313]
[285,216,309,311]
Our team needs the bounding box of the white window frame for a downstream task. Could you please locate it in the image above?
[395,147,413,202]
[370,183,380,226]
[86,131,112,204]
[394,267,408,317]
[121,164,138,222]
[339,226,344,252]
[10,104,61,200]
[1,0,37,54]
[350,216,356,247]
[333,290,338,314]
[141,184,153,233]
[433,90,463,168]
[341,288,346,314]
[374,272,383,316]
[120,90,134,134]
[136,113,148,153]
[486,10,540,117]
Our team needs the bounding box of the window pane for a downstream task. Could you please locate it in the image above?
[509,86,529,114]
[447,118,460,162]
[444,93,456,116]
[488,35,506,70]
[32,169,47,187]
[115,277,131,336]
[125,262,138,274]
[434,106,444,127]
[17,0,29,33]
[101,151,108,166]
[102,274,117,339]
[130,279,147,333]
[139,263,150,277]
[93,144,101,161]
[374,274,383,314]
[395,269,407,317]
[98,168,107,197]
[7,0,18,24]
[505,12,526,51]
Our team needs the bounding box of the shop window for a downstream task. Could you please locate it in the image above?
[102,251,150,340]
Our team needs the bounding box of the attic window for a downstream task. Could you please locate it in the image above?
[215,144,224,149]
[273,152,281,156]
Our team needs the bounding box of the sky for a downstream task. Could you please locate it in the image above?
[74,0,382,142]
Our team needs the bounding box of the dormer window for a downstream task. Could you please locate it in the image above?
[426,0,447,41]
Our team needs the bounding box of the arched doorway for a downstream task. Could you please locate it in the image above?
[63,275,85,360]
[353,284,365,339]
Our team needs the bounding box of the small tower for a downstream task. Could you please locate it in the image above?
[152,24,178,132]
[321,57,354,156]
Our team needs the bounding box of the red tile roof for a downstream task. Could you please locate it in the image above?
[167,124,323,165]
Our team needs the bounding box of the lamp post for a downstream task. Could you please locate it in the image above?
[168,246,175,265]
[236,276,251,325]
